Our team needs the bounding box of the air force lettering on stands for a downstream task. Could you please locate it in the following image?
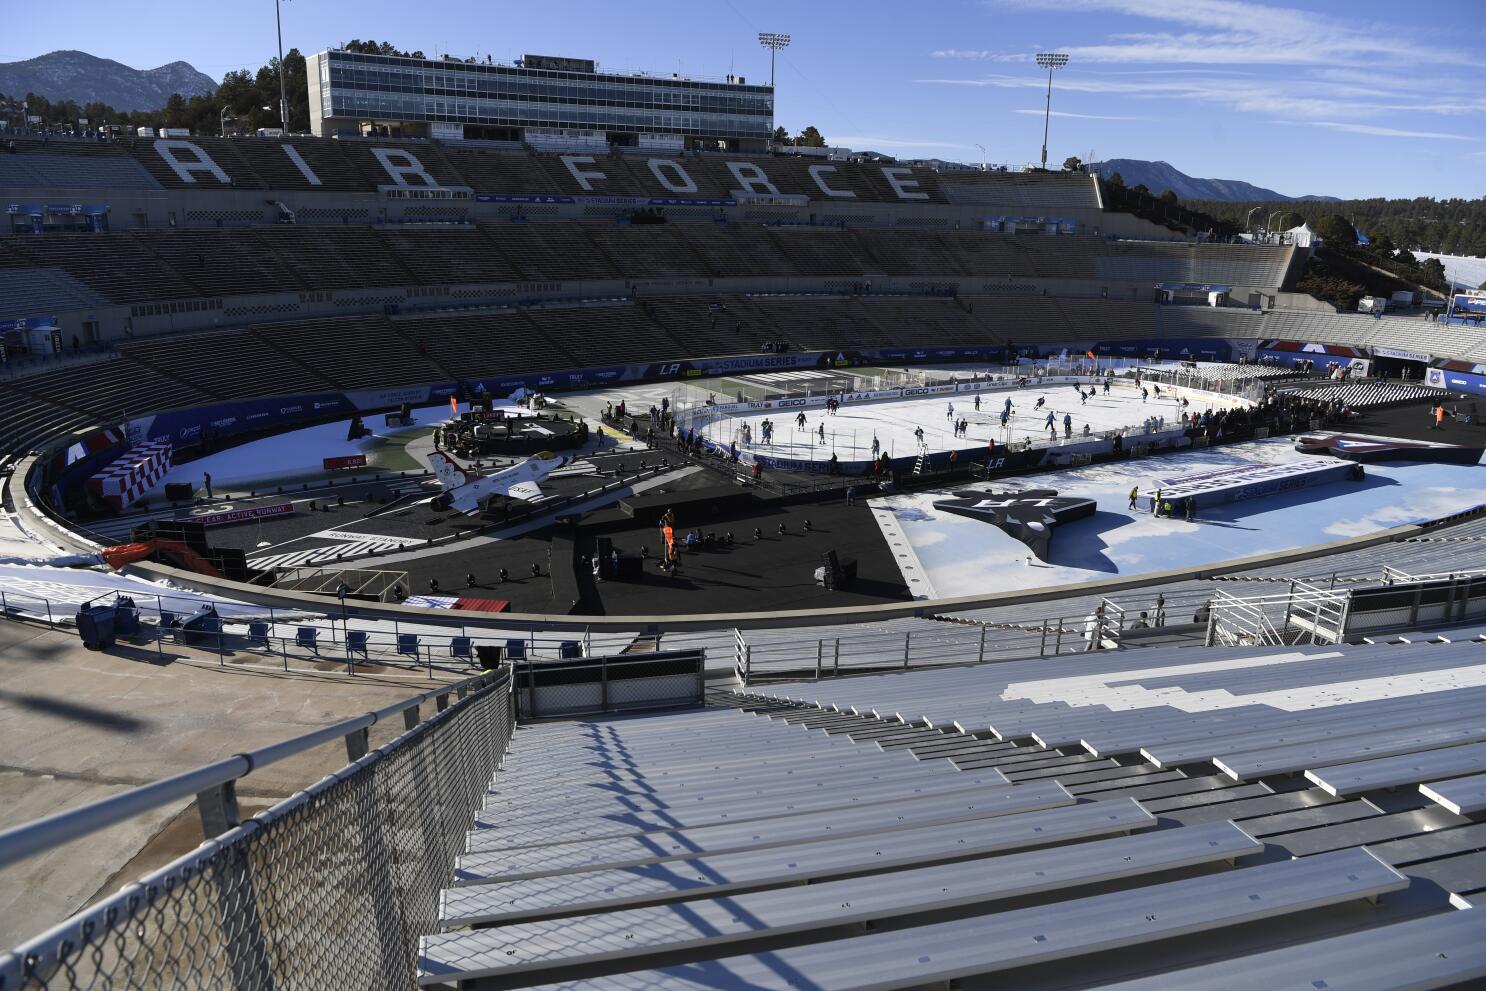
[149,141,933,201]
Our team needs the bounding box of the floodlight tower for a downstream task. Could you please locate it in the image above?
[758,32,791,131]
[1035,52,1069,170]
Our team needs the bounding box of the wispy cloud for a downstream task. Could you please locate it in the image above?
[1011,109,1150,121]
[917,69,1483,122]
[980,0,1475,67]
[1278,121,1483,142]
[931,49,1032,62]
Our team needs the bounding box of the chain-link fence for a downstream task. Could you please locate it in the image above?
[0,668,514,991]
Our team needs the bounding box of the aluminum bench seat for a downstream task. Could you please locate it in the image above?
[489,748,952,803]
[1075,677,1486,757]
[1306,741,1486,797]
[1215,714,1486,782]
[506,848,1404,991]
[475,759,988,825]
[469,769,1026,849]
[442,799,1156,924]
[420,821,1260,985]
[461,779,1073,874]
[1420,772,1486,815]
[1086,907,1486,991]
[1145,694,1486,770]
[1033,705,1280,750]
[499,735,861,779]
[493,741,898,789]
[499,735,861,780]
[1107,683,1486,761]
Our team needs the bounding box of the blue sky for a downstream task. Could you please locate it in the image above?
[6,0,1484,199]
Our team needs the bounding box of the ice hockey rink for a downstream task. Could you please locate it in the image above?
[685,379,1246,463]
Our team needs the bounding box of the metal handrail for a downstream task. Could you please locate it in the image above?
[0,669,502,871]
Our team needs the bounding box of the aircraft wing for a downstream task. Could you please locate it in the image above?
[503,480,545,501]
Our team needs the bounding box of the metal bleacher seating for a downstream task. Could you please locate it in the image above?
[415,692,1486,990]
[0,264,109,313]
[1283,380,1440,407]
[939,169,1100,211]
[0,149,161,191]
[1420,773,1486,816]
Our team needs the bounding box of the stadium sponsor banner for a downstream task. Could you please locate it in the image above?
[900,384,959,397]
[877,346,1005,362]
[323,454,367,470]
[128,393,353,448]
[474,194,576,204]
[190,502,294,527]
[1427,366,1486,395]
[1373,346,1434,363]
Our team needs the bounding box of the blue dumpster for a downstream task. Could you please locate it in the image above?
[76,605,117,650]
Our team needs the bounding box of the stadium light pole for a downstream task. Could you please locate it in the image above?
[1035,52,1069,170]
[275,0,291,131]
[758,32,790,131]
[975,143,987,171]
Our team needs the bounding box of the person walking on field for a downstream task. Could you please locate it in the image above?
[1129,485,1139,510]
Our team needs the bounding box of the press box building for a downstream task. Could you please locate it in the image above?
[305,49,775,151]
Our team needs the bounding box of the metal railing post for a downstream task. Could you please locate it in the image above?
[903,631,911,670]
[1040,621,1048,657]
[833,637,840,677]
[344,726,370,761]
[815,640,822,681]
[978,624,987,663]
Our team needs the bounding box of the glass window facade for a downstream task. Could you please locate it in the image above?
[310,51,773,142]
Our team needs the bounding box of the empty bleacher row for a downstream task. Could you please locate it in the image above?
[0,150,161,191]
[0,224,1297,309]
[417,692,1486,988]
[1098,240,1295,290]
[939,169,1101,211]
[4,136,954,203]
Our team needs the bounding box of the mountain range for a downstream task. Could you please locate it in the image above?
[0,50,216,112]
[1093,159,1339,203]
